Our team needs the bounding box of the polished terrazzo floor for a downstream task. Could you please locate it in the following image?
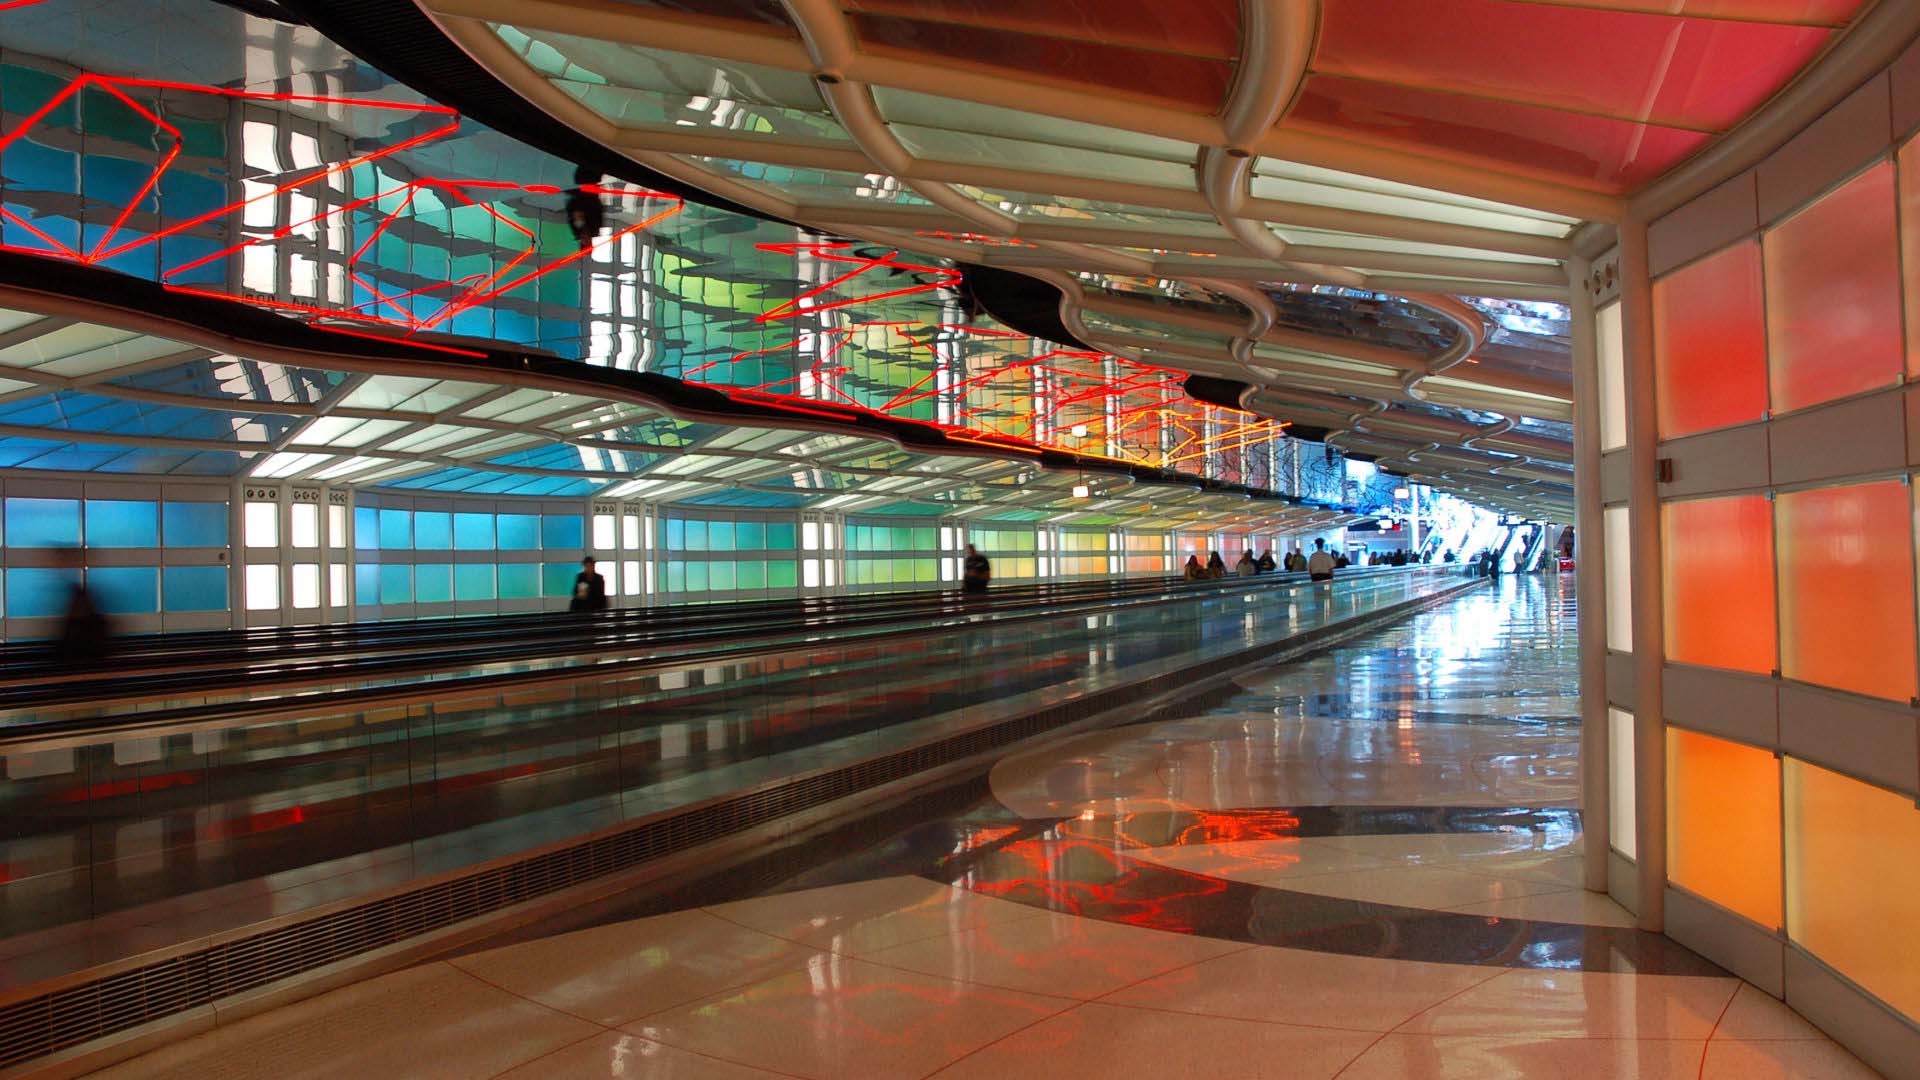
[96,577,1882,1079]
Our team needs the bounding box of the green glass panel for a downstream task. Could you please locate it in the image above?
[768,560,797,588]
[498,563,539,598]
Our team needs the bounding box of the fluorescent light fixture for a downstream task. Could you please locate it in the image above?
[1072,483,1090,498]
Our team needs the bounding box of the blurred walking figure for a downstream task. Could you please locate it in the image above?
[1235,550,1258,577]
[963,543,992,594]
[1307,538,1336,583]
[1183,554,1206,581]
[570,555,608,613]
[1206,551,1227,579]
[54,580,111,667]
[1256,550,1277,573]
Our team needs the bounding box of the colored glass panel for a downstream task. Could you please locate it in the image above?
[1776,480,1917,700]
[378,508,411,550]
[1764,162,1903,413]
[1786,758,1920,1020]
[162,565,227,611]
[7,497,80,547]
[89,566,157,614]
[454,512,493,549]
[414,511,452,550]
[1667,729,1782,928]
[5,567,79,618]
[1662,495,1774,674]
[1653,242,1767,438]
[1899,134,1920,376]
[542,514,585,551]
[498,563,539,599]
[497,514,538,550]
[163,501,226,547]
[84,500,157,547]
[415,564,452,604]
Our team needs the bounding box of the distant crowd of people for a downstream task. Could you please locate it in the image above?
[1181,537,1359,583]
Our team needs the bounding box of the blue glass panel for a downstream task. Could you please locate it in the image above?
[415,564,452,603]
[355,563,380,606]
[7,498,80,547]
[498,514,538,549]
[666,518,685,550]
[542,562,576,598]
[685,520,707,552]
[378,508,412,549]
[162,566,228,612]
[355,507,380,550]
[85,500,158,547]
[379,564,412,605]
[454,512,493,550]
[736,521,766,549]
[5,568,80,618]
[455,563,495,600]
[498,563,539,599]
[89,567,157,614]
[163,501,227,547]
[709,521,735,550]
[541,514,583,550]
[415,511,452,550]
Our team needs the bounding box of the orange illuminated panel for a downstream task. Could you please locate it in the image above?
[1764,162,1904,413]
[1654,242,1767,439]
[1661,495,1775,674]
[1785,758,1920,1021]
[1898,136,1920,376]
[1775,480,1917,701]
[1666,729,1781,928]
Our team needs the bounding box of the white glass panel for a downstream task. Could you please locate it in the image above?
[291,563,320,609]
[622,560,641,596]
[1604,506,1633,652]
[290,503,319,548]
[327,504,346,548]
[1609,707,1637,859]
[593,514,616,550]
[1597,301,1627,452]
[329,564,347,607]
[803,522,820,551]
[623,515,640,549]
[244,564,279,610]
[803,559,820,587]
[244,502,277,547]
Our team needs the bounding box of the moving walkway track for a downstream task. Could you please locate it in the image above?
[0,567,1418,728]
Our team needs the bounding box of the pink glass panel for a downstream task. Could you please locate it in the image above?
[1566,0,1860,20]
[1764,162,1904,413]
[843,0,1239,59]
[1775,480,1918,702]
[1314,0,1833,132]
[1654,241,1767,438]
[1663,495,1775,675]
[850,15,1232,112]
[1285,76,1710,193]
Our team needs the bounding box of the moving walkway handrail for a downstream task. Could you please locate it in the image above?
[0,566,1419,715]
[0,566,1446,747]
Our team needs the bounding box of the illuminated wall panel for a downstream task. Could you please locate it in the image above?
[1776,480,1916,701]
[1596,301,1627,451]
[1661,495,1774,674]
[1604,505,1632,652]
[1609,707,1636,858]
[1666,729,1781,928]
[1653,241,1767,439]
[1786,758,1920,1020]
[1764,162,1903,414]
[1898,134,1920,376]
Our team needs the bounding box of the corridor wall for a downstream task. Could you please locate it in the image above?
[1592,39,1920,1075]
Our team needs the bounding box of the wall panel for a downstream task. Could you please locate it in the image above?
[1653,241,1767,439]
[1661,494,1775,674]
[1775,479,1917,702]
[1666,729,1781,929]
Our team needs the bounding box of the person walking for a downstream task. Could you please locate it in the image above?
[1307,538,1336,583]
[1235,550,1257,577]
[1206,551,1227,579]
[963,543,992,594]
[1182,554,1206,581]
[570,556,608,612]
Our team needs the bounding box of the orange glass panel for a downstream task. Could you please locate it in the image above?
[1764,162,1904,413]
[1785,758,1920,1021]
[1667,729,1781,928]
[1897,136,1920,376]
[1775,480,1917,701]
[1662,495,1775,673]
[1654,242,1767,439]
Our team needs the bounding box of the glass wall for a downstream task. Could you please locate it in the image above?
[842,516,937,591]
[660,511,799,598]
[965,524,1038,581]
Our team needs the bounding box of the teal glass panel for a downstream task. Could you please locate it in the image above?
[736,521,766,549]
[686,561,709,591]
[7,498,80,547]
[666,518,686,549]
[86,501,158,547]
[666,560,685,591]
[709,521,734,550]
[767,522,796,549]
[541,515,584,550]
[542,561,576,597]
[912,527,936,549]
[498,563,539,598]
[415,563,453,603]
[498,514,538,549]
[378,508,412,549]
[164,502,228,547]
[737,560,766,589]
[354,506,379,550]
[709,561,735,590]
[89,566,157,613]
[455,563,495,600]
[379,564,412,605]
[454,512,493,549]
[685,520,707,551]
[768,560,797,588]
[415,512,452,550]
[5,568,80,617]
[355,563,379,605]
[162,566,227,612]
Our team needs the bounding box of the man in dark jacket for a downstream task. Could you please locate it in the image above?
[570,556,608,612]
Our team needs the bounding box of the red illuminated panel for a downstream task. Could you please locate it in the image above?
[1764,162,1904,413]
[1897,136,1920,376]
[1284,76,1710,193]
[1662,495,1775,675]
[1667,728,1782,928]
[1539,0,1859,20]
[843,0,1239,59]
[1775,480,1917,701]
[848,14,1232,113]
[1653,241,1767,438]
[1314,0,1833,132]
